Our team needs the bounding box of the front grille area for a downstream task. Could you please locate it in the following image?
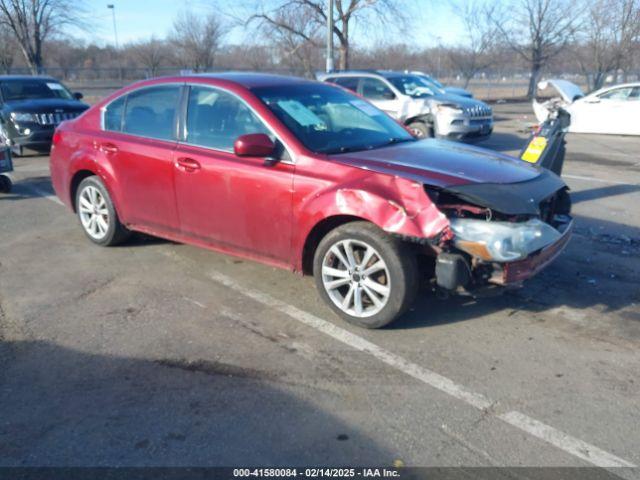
[35,112,80,126]
[464,105,492,118]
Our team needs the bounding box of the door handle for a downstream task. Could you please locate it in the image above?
[99,142,118,154]
[175,157,201,172]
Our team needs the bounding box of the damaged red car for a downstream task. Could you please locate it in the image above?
[50,74,573,328]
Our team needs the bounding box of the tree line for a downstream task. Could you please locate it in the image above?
[1,0,639,99]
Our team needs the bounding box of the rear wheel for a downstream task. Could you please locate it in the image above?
[313,221,419,329]
[75,176,130,246]
[0,175,11,194]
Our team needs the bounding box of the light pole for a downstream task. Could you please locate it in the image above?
[326,0,334,72]
[107,4,122,81]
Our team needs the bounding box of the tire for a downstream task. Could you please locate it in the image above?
[313,221,419,329]
[407,121,433,139]
[75,176,130,246]
[0,175,11,194]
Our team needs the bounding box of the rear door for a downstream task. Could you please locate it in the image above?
[172,85,294,263]
[99,85,182,233]
[100,84,182,233]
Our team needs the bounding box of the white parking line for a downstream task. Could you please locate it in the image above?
[208,270,636,469]
[18,183,63,205]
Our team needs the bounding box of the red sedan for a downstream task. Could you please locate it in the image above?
[50,74,573,328]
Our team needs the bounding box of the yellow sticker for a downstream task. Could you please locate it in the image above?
[521,136,547,164]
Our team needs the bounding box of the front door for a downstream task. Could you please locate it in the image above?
[173,85,294,263]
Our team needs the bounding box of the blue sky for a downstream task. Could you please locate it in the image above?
[76,0,465,48]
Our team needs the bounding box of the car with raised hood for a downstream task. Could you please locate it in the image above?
[318,70,492,140]
[0,76,88,155]
[50,73,572,329]
[533,79,640,135]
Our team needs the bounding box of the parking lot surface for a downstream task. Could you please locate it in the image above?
[1,102,639,470]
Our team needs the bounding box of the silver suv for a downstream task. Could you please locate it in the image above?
[318,70,493,141]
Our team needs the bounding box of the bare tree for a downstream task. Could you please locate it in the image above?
[491,0,580,99]
[448,1,498,88]
[0,0,86,74]
[0,23,15,73]
[129,37,168,77]
[248,0,406,70]
[576,0,640,90]
[170,10,224,72]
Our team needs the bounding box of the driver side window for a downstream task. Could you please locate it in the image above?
[186,86,271,152]
[361,78,395,101]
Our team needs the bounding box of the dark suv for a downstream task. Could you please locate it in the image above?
[0,76,89,155]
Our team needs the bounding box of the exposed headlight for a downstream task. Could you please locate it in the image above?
[449,218,561,262]
[437,104,463,115]
[10,112,38,123]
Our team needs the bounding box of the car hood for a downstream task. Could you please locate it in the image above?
[443,86,473,98]
[2,98,89,113]
[537,79,584,103]
[329,139,567,216]
[429,93,491,113]
[329,139,540,187]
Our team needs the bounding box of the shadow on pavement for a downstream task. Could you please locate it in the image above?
[0,340,390,466]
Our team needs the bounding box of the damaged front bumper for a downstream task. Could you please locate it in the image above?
[434,215,573,294]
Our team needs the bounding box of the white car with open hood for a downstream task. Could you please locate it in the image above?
[533,79,640,135]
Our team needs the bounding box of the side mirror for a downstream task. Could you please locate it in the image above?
[382,90,396,100]
[73,92,84,100]
[234,133,276,158]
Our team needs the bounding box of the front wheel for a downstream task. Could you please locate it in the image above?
[313,222,419,329]
[407,121,433,139]
[76,176,130,246]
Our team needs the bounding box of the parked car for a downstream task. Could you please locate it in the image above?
[318,70,493,140]
[0,76,89,155]
[409,71,474,98]
[533,79,640,135]
[50,74,572,329]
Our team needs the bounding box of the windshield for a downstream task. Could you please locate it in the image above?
[387,75,439,98]
[253,84,415,155]
[0,80,74,102]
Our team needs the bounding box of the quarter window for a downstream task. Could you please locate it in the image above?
[122,85,181,141]
[185,86,271,151]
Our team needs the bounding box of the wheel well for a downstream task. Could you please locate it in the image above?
[70,170,96,212]
[301,215,365,275]
[405,114,433,127]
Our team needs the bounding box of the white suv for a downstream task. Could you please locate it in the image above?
[319,70,493,141]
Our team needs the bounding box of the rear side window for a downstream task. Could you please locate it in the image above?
[185,86,270,151]
[103,95,126,131]
[122,85,181,141]
[331,77,360,92]
[361,78,395,100]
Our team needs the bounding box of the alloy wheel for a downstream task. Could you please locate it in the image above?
[78,185,110,240]
[321,239,391,318]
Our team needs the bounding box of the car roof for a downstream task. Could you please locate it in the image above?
[183,72,319,89]
[0,75,57,82]
[322,70,413,79]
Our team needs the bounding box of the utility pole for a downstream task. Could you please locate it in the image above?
[326,0,334,72]
[107,4,122,81]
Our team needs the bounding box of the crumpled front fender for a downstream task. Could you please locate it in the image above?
[299,175,450,244]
